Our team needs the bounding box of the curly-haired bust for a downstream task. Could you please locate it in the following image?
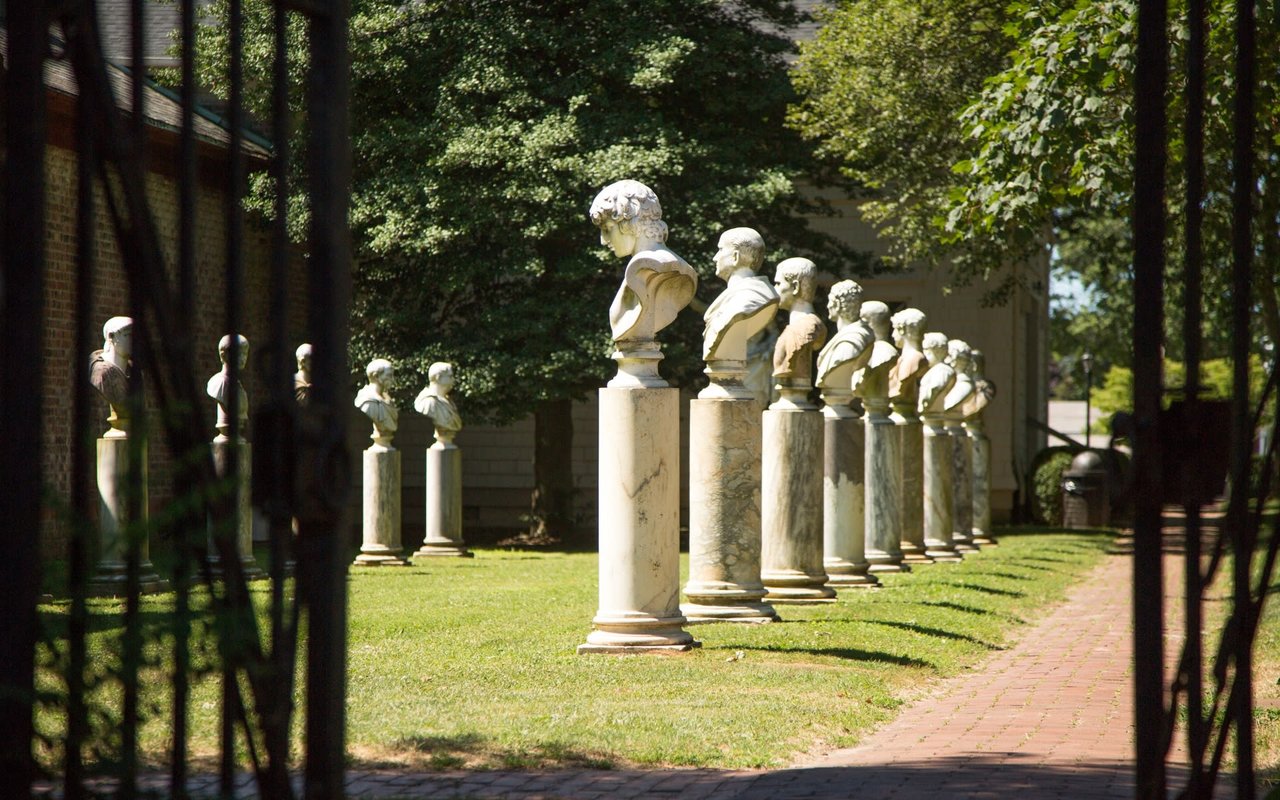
[589,179,697,344]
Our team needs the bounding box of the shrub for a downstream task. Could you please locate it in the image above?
[1030,447,1078,526]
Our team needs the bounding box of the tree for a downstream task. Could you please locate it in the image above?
[198,0,860,541]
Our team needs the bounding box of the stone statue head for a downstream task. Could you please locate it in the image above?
[860,300,891,338]
[589,179,668,258]
[428,361,454,394]
[922,332,950,365]
[366,358,394,391]
[296,342,312,375]
[713,227,765,280]
[218,334,250,370]
[946,339,972,371]
[103,316,134,359]
[971,349,985,376]
[891,308,927,350]
[826,279,864,324]
[773,257,816,310]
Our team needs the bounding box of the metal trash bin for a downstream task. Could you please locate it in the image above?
[1062,450,1111,528]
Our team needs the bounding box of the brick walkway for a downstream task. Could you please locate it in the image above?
[40,543,1230,799]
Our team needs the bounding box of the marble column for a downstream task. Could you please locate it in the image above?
[969,421,994,545]
[823,400,877,587]
[893,403,932,565]
[918,332,962,562]
[209,438,265,579]
[762,405,833,601]
[855,302,905,574]
[415,442,470,557]
[91,434,168,595]
[581,179,698,653]
[944,340,978,553]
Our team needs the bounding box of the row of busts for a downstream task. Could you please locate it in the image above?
[87,315,463,447]
[354,359,462,449]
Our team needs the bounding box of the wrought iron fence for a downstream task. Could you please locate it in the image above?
[0,1,352,798]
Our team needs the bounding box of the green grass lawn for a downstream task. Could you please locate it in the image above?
[37,527,1114,773]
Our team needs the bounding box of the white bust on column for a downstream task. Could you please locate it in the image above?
[581,180,698,652]
[852,301,906,573]
[889,308,933,565]
[294,343,312,407]
[760,257,835,603]
[919,332,962,561]
[88,316,166,593]
[944,340,978,552]
[964,350,997,546]
[353,358,408,565]
[814,280,878,588]
[413,362,471,557]
[205,334,263,579]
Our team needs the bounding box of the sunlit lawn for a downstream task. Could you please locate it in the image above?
[38,528,1115,773]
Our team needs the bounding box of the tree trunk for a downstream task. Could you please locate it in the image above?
[530,398,576,543]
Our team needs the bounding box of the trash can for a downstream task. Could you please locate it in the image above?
[1062,450,1111,528]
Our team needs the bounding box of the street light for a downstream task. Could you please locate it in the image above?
[1081,351,1094,447]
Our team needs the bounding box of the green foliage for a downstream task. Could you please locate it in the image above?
[1030,447,1076,525]
[1088,356,1273,428]
[197,0,862,422]
[788,0,1014,279]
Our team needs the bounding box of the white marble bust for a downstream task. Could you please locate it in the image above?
[771,257,827,408]
[702,227,779,361]
[850,301,898,403]
[589,180,697,346]
[942,339,976,415]
[294,342,312,407]
[917,332,957,417]
[413,361,463,446]
[889,308,929,413]
[354,358,399,448]
[814,279,872,408]
[206,334,249,440]
[89,316,134,436]
[963,349,996,424]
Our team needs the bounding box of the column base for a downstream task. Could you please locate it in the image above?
[579,613,699,653]
[87,570,169,597]
[923,542,965,562]
[681,602,779,624]
[824,559,880,587]
[353,552,411,566]
[762,568,837,603]
[413,543,473,558]
[866,552,911,574]
[900,541,935,565]
[972,533,998,546]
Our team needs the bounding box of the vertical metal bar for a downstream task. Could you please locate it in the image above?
[120,0,149,796]
[1133,0,1169,798]
[0,3,48,799]
[302,2,353,798]
[1182,0,1207,788]
[171,0,200,796]
[1229,0,1256,793]
[64,27,100,798]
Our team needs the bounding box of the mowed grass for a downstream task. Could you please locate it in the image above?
[38,528,1113,773]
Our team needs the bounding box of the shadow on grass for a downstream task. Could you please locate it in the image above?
[385,733,617,771]
[974,569,1039,582]
[740,644,934,669]
[862,620,1003,650]
[998,560,1059,572]
[918,600,1025,623]
[931,581,1027,598]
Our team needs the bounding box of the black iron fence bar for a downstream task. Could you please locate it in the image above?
[1133,0,1170,797]
[0,2,49,798]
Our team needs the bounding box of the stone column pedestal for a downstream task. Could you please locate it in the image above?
[761,406,835,603]
[682,398,777,622]
[415,442,471,558]
[91,434,168,595]
[581,386,698,652]
[355,443,410,566]
[949,420,978,553]
[921,414,962,562]
[893,406,933,565]
[822,403,877,587]
[969,426,996,545]
[865,398,907,573]
[209,437,264,579]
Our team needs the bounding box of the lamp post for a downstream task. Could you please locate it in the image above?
[1081,351,1094,448]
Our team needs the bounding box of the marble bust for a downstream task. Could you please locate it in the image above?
[770,257,827,407]
[943,339,976,414]
[89,316,134,436]
[589,180,697,347]
[413,361,463,445]
[294,343,312,407]
[702,227,780,360]
[814,279,872,409]
[206,334,250,440]
[354,358,399,448]
[849,301,898,402]
[889,308,929,414]
[917,332,957,417]
[963,349,996,422]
